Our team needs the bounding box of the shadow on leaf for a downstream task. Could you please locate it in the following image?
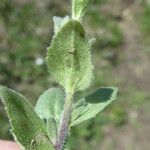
[86,88,114,103]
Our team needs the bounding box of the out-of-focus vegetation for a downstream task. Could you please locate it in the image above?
[140,1,150,43]
[0,0,150,150]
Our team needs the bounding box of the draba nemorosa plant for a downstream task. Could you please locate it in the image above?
[0,0,118,150]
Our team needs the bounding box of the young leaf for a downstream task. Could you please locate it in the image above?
[0,86,55,150]
[70,87,118,126]
[47,20,93,91]
[72,0,90,20]
[35,88,65,143]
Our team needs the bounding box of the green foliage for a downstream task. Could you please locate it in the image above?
[0,0,48,87]
[35,88,65,144]
[141,5,150,31]
[35,88,64,124]
[0,113,10,139]
[109,105,127,126]
[71,87,118,126]
[0,0,118,150]
[140,4,150,41]
[87,9,123,48]
[47,20,93,91]
[46,118,58,145]
[0,86,54,150]
[72,0,90,20]
[0,0,150,149]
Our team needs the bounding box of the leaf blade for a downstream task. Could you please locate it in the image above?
[35,88,65,125]
[0,86,54,150]
[35,88,65,144]
[71,87,118,126]
[47,20,93,91]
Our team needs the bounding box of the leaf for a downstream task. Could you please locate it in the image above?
[71,99,88,122]
[46,118,58,144]
[47,20,93,91]
[35,88,64,126]
[31,133,55,150]
[0,86,55,150]
[35,88,65,143]
[70,87,118,126]
[72,0,90,20]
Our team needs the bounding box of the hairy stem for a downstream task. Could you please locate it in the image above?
[55,91,73,150]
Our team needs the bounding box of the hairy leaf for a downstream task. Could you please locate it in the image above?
[72,0,90,20]
[71,87,118,126]
[0,86,54,150]
[35,88,65,143]
[47,20,93,91]
[30,133,55,150]
[46,118,58,144]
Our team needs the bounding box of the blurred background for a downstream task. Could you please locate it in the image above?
[0,0,150,149]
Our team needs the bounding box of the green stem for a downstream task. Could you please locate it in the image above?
[55,90,74,150]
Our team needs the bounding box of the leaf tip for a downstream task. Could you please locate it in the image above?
[111,87,118,100]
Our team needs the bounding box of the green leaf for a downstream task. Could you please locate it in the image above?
[46,118,58,144]
[71,99,88,122]
[35,88,65,143]
[47,20,93,91]
[31,133,55,150]
[71,87,118,126]
[0,86,55,150]
[72,0,90,20]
